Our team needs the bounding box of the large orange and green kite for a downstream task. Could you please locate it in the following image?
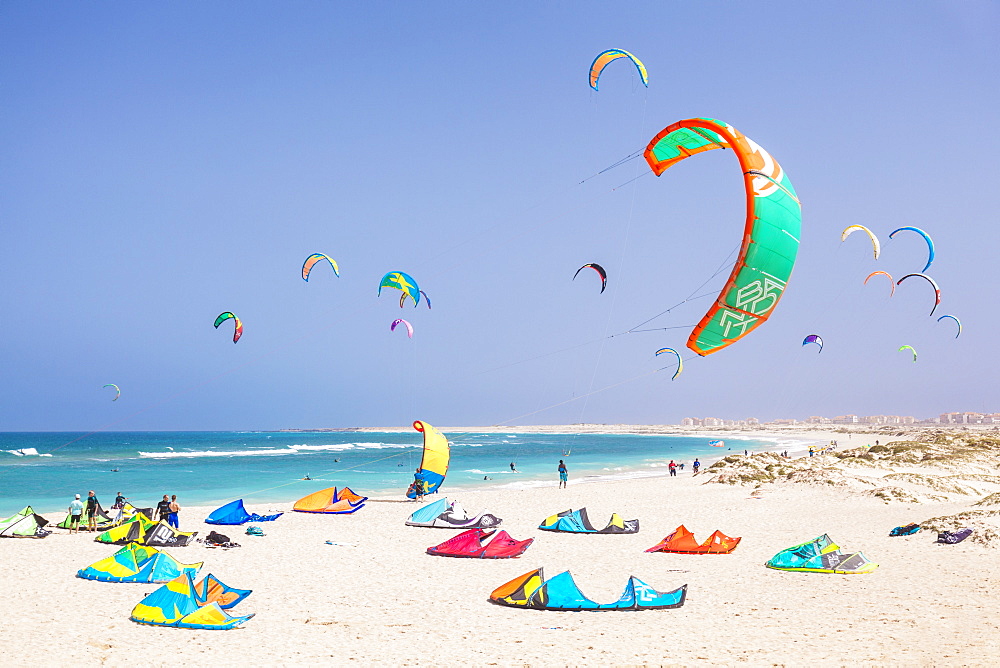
[644,118,802,356]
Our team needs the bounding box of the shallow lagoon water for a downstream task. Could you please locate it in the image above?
[0,430,793,513]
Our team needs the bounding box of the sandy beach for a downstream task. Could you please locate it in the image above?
[2,427,999,666]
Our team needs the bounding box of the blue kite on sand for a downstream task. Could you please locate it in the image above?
[205,499,282,526]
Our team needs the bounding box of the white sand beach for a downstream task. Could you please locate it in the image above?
[3,429,1000,666]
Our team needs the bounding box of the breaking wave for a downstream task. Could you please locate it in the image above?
[4,448,40,456]
[138,442,411,459]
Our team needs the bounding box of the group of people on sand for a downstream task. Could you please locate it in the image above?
[157,494,182,528]
[667,459,700,476]
[65,490,181,534]
[66,490,103,534]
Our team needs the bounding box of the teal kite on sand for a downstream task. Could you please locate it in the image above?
[765,535,878,574]
[538,508,638,534]
[490,567,687,611]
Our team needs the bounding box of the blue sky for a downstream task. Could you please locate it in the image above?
[2,2,998,430]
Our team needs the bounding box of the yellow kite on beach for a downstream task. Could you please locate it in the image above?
[406,421,450,499]
[130,571,253,630]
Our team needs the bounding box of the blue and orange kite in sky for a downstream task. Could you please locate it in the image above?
[589,49,648,90]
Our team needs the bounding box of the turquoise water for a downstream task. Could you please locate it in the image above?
[0,430,792,514]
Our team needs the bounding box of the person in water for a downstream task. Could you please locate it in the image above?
[168,494,180,528]
[557,460,568,488]
[510,462,518,472]
[85,491,100,532]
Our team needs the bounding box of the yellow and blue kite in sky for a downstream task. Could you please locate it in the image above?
[589,49,648,90]
[378,271,420,306]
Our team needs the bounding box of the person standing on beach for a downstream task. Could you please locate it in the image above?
[168,494,180,528]
[157,495,171,523]
[692,459,700,475]
[558,460,568,488]
[68,494,84,534]
[85,490,100,532]
[113,492,127,510]
[411,469,425,500]
[668,460,677,476]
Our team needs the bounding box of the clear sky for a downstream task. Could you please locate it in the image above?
[2,2,998,431]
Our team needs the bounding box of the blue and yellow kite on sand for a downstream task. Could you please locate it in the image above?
[130,571,253,630]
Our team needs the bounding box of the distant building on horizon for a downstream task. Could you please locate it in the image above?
[679,416,758,427]
[940,412,1000,424]
[861,415,915,425]
[675,410,997,427]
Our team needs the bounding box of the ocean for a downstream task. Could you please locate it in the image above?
[0,430,799,514]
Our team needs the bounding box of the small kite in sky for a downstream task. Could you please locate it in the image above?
[889,227,935,273]
[573,263,607,293]
[841,225,880,260]
[589,49,648,90]
[654,347,683,381]
[802,335,824,353]
[391,319,414,339]
[302,253,340,281]
[379,271,420,307]
[214,312,243,343]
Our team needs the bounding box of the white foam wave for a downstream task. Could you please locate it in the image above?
[139,441,412,459]
[139,448,299,459]
[5,448,40,456]
[289,442,408,452]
